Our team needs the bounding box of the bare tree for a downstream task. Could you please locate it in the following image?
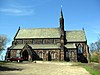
[96,39,100,64]
[0,34,8,61]
[90,43,96,52]
[95,40,100,52]
[90,35,100,64]
[90,39,100,64]
[0,34,8,55]
[90,39,100,52]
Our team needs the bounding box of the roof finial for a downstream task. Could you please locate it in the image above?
[82,27,84,31]
[19,26,20,30]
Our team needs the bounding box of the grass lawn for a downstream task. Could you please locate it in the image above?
[77,63,100,75]
[0,61,91,75]
[0,61,100,75]
[0,61,7,65]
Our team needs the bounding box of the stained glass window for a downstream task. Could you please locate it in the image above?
[78,45,83,53]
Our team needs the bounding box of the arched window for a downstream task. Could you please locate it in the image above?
[66,51,69,58]
[78,45,83,54]
[51,52,56,59]
[38,52,43,58]
[71,51,75,58]
[16,50,20,58]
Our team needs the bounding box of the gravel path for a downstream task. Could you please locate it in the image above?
[0,61,91,75]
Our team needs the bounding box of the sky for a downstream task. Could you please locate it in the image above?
[0,0,100,48]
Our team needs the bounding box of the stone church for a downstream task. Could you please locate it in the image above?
[6,9,89,62]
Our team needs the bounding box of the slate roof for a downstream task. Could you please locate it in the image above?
[66,30,86,42]
[10,44,60,49]
[65,43,76,49]
[15,28,61,39]
[10,29,87,50]
[15,28,87,42]
[10,43,77,49]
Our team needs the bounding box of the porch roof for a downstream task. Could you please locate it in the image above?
[65,43,76,49]
[10,44,60,50]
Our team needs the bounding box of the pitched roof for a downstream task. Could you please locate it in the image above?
[15,28,87,42]
[66,30,86,42]
[10,44,60,49]
[15,28,61,39]
[65,43,76,49]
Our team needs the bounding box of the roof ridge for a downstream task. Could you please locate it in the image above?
[66,30,84,32]
[21,27,60,30]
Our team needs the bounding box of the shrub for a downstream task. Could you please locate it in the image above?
[90,52,99,63]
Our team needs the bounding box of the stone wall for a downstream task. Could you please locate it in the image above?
[68,49,77,62]
[33,49,61,61]
[9,49,62,61]
[10,50,17,58]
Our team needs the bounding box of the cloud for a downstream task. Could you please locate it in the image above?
[0,0,36,16]
[0,8,34,16]
[91,25,100,34]
[93,30,100,34]
[87,20,100,34]
[92,30,100,34]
